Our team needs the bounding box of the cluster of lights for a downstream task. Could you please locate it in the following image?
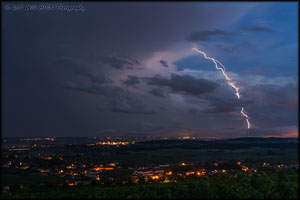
[181,136,191,139]
[241,166,250,172]
[20,166,30,170]
[37,155,53,160]
[185,170,207,176]
[92,167,114,171]
[66,165,74,169]
[151,175,160,180]
[177,136,219,140]
[262,162,270,167]
[197,171,206,176]
[21,137,55,141]
[8,148,30,151]
[185,171,195,176]
[66,172,79,176]
[165,171,172,175]
[68,182,76,186]
[87,141,130,146]
[39,169,50,173]
[22,138,43,141]
[98,141,130,146]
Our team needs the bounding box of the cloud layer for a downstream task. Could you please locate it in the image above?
[2,2,297,138]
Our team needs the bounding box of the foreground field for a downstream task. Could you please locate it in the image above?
[3,169,298,199]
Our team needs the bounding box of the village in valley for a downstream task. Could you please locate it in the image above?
[2,136,298,191]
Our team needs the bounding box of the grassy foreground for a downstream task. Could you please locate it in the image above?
[2,169,298,199]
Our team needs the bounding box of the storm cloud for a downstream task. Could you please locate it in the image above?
[98,56,134,70]
[121,75,141,87]
[149,88,169,98]
[2,2,297,138]
[66,82,156,115]
[159,60,169,68]
[144,74,220,95]
[242,25,274,33]
[111,93,156,114]
[54,56,112,84]
[187,29,236,42]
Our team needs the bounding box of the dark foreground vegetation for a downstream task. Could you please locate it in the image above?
[3,169,298,199]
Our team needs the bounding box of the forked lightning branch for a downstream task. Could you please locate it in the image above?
[192,48,251,129]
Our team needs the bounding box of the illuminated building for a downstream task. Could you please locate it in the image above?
[165,171,172,175]
[186,171,195,176]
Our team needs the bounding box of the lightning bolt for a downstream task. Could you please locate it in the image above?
[241,108,251,129]
[192,47,251,129]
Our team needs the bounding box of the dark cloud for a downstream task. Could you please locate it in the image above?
[187,25,272,43]
[54,56,112,84]
[121,75,141,87]
[159,60,168,68]
[187,29,236,42]
[144,74,219,95]
[66,82,156,115]
[242,83,298,128]
[203,97,240,113]
[188,93,253,114]
[3,2,297,137]
[111,93,156,114]
[187,25,273,44]
[65,82,117,96]
[118,54,141,65]
[149,88,169,98]
[242,25,274,33]
[245,83,297,108]
[98,56,134,70]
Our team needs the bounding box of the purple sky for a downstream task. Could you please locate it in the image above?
[2,2,298,138]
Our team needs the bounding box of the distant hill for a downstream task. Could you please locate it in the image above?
[136,137,298,145]
[223,137,298,143]
[133,137,298,151]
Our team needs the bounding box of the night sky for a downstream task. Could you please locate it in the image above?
[2,2,298,138]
